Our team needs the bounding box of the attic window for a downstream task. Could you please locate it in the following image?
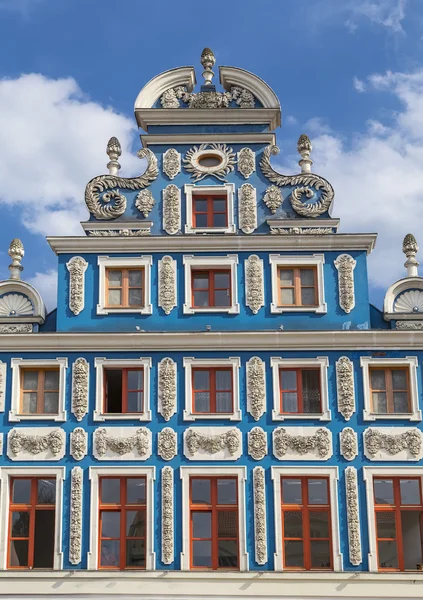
[197,154,223,169]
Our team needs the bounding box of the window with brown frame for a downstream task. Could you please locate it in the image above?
[281,477,332,570]
[105,268,144,308]
[192,194,228,229]
[373,477,423,571]
[279,368,322,414]
[20,368,60,415]
[99,476,146,570]
[192,367,233,414]
[104,368,144,414]
[369,367,411,414]
[8,477,56,569]
[190,476,238,570]
[191,269,231,308]
[278,267,317,307]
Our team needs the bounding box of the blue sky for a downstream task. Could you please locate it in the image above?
[0,0,421,310]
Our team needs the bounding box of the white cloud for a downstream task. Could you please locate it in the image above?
[303,117,333,136]
[285,115,298,126]
[353,76,366,93]
[27,269,57,312]
[349,0,407,32]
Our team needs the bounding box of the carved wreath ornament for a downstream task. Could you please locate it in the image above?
[183,143,236,182]
[185,428,240,456]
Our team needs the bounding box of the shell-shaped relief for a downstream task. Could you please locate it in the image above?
[394,289,423,313]
[0,293,33,317]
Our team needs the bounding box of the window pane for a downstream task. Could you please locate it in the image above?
[374,479,394,505]
[281,288,295,305]
[400,479,421,505]
[393,392,409,413]
[128,288,143,306]
[378,540,398,569]
[101,512,120,538]
[127,478,146,504]
[281,370,297,390]
[44,392,59,414]
[301,288,316,306]
[284,540,303,567]
[302,370,321,413]
[401,510,423,569]
[372,392,387,413]
[105,369,123,414]
[192,272,209,288]
[127,391,143,413]
[371,370,386,390]
[282,392,298,412]
[191,479,211,504]
[194,392,210,412]
[218,510,237,538]
[193,370,209,389]
[128,270,142,287]
[192,540,212,567]
[392,369,407,390]
[126,539,145,567]
[33,510,55,568]
[280,269,293,285]
[108,289,122,306]
[108,270,122,285]
[213,199,226,212]
[216,392,232,413]
[218,539,238,568]
[193,290,209,307]
[37,479,56,504]
[282,479,302,504]
[192,511,211,538]
[22,392,37,414]
[100,540,120,567]
[23,370,38,390]
[126,510,145,537]
[308,479,328,505]
[194,199,207,212]
[214,289,231,307]
[310,540,331,568]
[300,269,315,286]
[309,511,329,538]
[127,370,143,390]
[376,512,396,539]
[101,478,120,503]
[43,371,58,391]
[283,511,303,538]
[9,540,28,567]
[11,511,29,537]
[213,213,227,227]
[214,272,230,288]
[216,370,232,390]
[12,479,31,504]
[195,214,208,228]
[217,479,237,505]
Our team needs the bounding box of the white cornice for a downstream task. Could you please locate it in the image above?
[140,133,276,147]
[1,330,423,351]
[134,66,196,113]
[47,233,377,255]
[219,66,281,113]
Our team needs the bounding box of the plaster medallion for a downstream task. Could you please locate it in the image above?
[248,427,267,460]
[183,143,236,182]
[158,428,177,461]
[237,148,255,179]
[163,148,181,180]
[263,185,282,214]
[70,427,88,461]
[135,189,155,217]
[340,427,358,461]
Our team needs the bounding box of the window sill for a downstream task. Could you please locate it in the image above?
[183,304,240,315]
[93,411,152,422]
[270,304,327,314]
[363,410,422,421]
[8,412,67,422]
[183,410,242,421]
[185,226,236,235]
[96,305,152,315]
[271,411,331,421]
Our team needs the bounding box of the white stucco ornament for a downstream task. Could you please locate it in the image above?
[158,357,177,420]
[336,356,356,420]
[71,357,89,421]
[161,466,174,565]
[162,185,181,235]
[335,254,356,314]
[66,256,88,316]
[239,184,257,234]
[158,257,177,314]
[394,290,423,313]
[94,427,152,461]
[163,148,181,180]
[248,427,267,460]
[237,147,255,179]
[158,427,177,461]
[245,255,264,314]
[340,427,358,461]
[345,467,362,566]
[273,427,332,460]
[184,426,242,460]
[70,427,88,461]
[183,143,236,182]
[69,466,83,565]
[246,356,266,420]
[0,293,33,317]
[253,466,267,565]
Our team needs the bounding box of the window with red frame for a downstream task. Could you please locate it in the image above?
[190,477,238,570]
[8,477,56,569]
[278,267,317,307]
[192,367,233,414]
[279,368,322,414]
[369,367,411,415]
[281,477,332,570]
[191,270,231,308]
[192,195,228,229]
[373,477,423,571]
[104,368,144,414]
[106,268,144,308]
[99,476,146,569]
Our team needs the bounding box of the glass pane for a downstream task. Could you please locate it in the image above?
[9,540,28,567]
[100,539,120,567]
[192,511,211,538]
[374,479,394,505]
[218,510,237,538]
[282,392,298,412]
[11,511,29,537]
[101,512,120,538]
[281,370,297,390]
[193,290,209,307]
[126,510,145,537]
[194,199,207,212]
[192,272,209,288]
[126,539,145,567]
[44,370,59,390]
[127,478,146,504]
[44,392,59,414]
[218,539,238,568]
[128,270,142,287]
[193,370,209,389]
[105,370,122,413]
[216,370,232,390]
[213,213,227,227]
[33,510,55,568]
[393,392,409,413]
[213,199,226,212]
[310,540,331,568]
[283,511,303,538]
[128,288,143,306]
[280,269,294,285]
[301,288,315,306]
[214,289,231,307]
[302,370,321,413]
[127,391,143,413]
[191,479,211,504]
[310,511,329,538]
[401,510,423,569]
[308,479,328,505]
[37,479,56,504]
[108,270,122,285]
[23,370,38,390]
[371,370,386,390]
[12,479,31,504]
[372,392,387,413]
[392,369,407,390]
[22,392,37,414]
[281,288,295,305]
[127,370,143,390]
[282,479,302,504]
[108,289,122,306]
[378,540,398,569]
[214,272,230,288]
[101,478,120,504]
[195,214,208,228]
[284,540,303,567]
[217,479,237,505]
[400,479,421,505]
[216,392,232,413]
[194,392,210,413]
[377,512,396,539]
[192,540,212,567]
[300,269,315,286]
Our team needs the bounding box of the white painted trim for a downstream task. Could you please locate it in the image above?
[182,255,239,314]
[179,466,248,571]
[183,357,241,421]
[219,65,280,111]
[384,277,423,317]
[0,466,65,570]
[271,466,342,572]
[97,255,152,315]
[87,466,156,570]
[141,132,276,147]
[9,357,68,422]
[184,183,235,234]
[360,356,421,421]
[93,357,152,421]
[270,357,331,421]
[269,254,327,314]
[134,66,196,110]
[0,280,46,323]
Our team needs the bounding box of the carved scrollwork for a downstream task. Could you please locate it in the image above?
[273,427,331,460]
[72,357,89,421]
[245,255,264,314]
[160,85,255,109]
[239,184,257,235]
[253,466,267,565]
[163,185,181,235]
[158,357,177,421]
[248,427,267,460]
[163,148,181,180]
[335,254,356,314]
[85,148,158,220]
[70,427,88,461]
[69,466,83,565]
[162,466,174,565]
[237,148,255,179]
[396,320,423,330]
[0,324,33,333]
[185,428,241,456]
[336,356,355,421]
[135,189,155,217]
[263,185,282,214]
[158,257,177,314]
[183,143,236,182]
[8,428,65,457]
[270,227,332,235]
[246,356,266,420]
[86,228,150,237]
[340,427,358,461]
[345,467,362,566]
[66,256,88,316]
[158,428,177,461]
[260,145,334,218]
[364,427,422,459]
[95,427,150,457]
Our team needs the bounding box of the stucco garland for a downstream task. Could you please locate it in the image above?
[163,185,181,235]
[248,427,267,460]
[185,428,240,456]
[95,428,150,457]
[246,356,266,420]
[253,466,267,565]
[158,257,177,315]
[364,427,422,458]
[66,256,88,316]
[335,254,356,314]
[245,255,264,314]
[340,427,358,461]
[336,356,355,421]
[273,427,331,459]
[161,466,174,565]
[239,183,257,234]
[345,467,362,566]
[69,466,83,565]
[163,148,181,180]
[158,357,177,421]
[160,85,255,109]
[158,427,177,461]
[9,428,64,456]
[72,357,89,421]
[237,148,256,179]
[70,427,88,461]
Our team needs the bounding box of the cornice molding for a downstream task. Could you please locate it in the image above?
[141,133,276,147]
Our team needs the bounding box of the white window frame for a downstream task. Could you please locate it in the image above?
[179,466,248,571]
[360,356,421,421]
[183,357,241,421]
[271,466,342,572]
[0,466,65,570]
[97,255,152,315]
[270,357,331,421]
[183,254,239,314]
[184,183,236,234]
[87,466,156,570]
[93,357,152,421]
[269,254,327,314]
[363,466,423,572]
[9,358,68,422]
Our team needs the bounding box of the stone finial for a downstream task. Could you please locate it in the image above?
[297,133,313,173]
[8,238,24,280]
[106,136,121,176]
[200,47,215,86]
[403,233,419,277]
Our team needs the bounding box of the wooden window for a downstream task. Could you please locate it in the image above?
[99,476,146,570]
[192,269,231,308]
[192,194,228,228]
[106,268,144,308]
[8,477,56,569]
[281,476,332,570]
[20,368,60,415]
[192,367,233,414]
[279,368,322,414]
[278,267,317,307]
[369,367,411,414]
[374,477,423,571]
[190,476,238,570]
[104,368,144,414]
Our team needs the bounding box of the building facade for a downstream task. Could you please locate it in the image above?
[0,49,423,599]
